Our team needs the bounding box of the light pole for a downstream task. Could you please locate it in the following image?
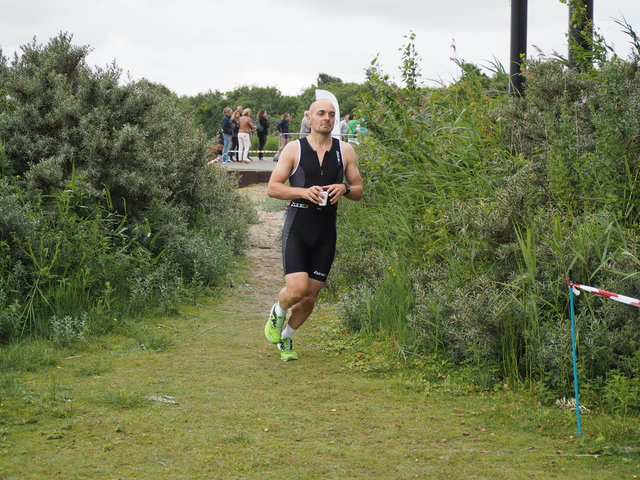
[569,0,595,69]
[509,0,528,96]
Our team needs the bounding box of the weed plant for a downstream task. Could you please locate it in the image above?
[97,388,151,409]
[74,358,112,377]
[334,29,640,414]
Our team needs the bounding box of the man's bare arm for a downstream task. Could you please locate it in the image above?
[323,141,363,204]
[342,142,363,201]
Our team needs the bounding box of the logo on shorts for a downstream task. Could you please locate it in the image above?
[313,271,327,278]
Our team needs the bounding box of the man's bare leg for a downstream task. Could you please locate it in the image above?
[285,278,325,330]
[278,273,325,328]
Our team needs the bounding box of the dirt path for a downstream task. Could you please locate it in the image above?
[3,184,633,479]
[243,184,285,306]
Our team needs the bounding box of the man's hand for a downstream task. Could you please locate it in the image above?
[325,183,349,205]
[301,184,346,205]
[302,185,327,204]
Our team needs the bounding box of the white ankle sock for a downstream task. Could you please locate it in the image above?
[281,324,296,339]
[275,302,287,316]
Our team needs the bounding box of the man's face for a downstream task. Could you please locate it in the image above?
[309,101,335,133]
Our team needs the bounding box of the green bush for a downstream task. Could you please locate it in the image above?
[0,33,254,343]
[334,31,640,413]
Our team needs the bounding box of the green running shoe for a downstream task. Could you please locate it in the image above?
[265,304,285,344]
[278,337,298,362]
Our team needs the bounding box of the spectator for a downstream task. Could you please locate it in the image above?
[230,110,241,161]
[221,106,233,163]
[339,113,351,140]
[238,108,256,163]
[347,115,359,143]
[274,113,291,161]
[256,109,270,160]
[299,110,311,138]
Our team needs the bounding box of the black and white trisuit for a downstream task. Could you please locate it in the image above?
[282,136,345,282]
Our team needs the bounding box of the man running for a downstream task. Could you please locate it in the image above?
[265,99,363,361]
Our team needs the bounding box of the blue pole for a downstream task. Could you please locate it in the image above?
[568,279,583,437]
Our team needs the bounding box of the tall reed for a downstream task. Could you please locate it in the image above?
[335,30,640,412]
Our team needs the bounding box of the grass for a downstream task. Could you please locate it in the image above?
[2,296,638,480]
[74,358,112,377]
[0,338,64,371]
[0,188,638,479]
[258,194,289,213]
[96,388,151,409]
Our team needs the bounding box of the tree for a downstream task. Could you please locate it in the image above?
[179,85,303,139]
[317,73,343,86]
[299,81,363,118]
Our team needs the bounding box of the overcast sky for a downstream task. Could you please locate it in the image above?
[2,1,639,97]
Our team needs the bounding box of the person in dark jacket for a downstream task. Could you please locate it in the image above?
[221,107,233,163]
[256,109,270,160]
[230,111,241,162]
[274,113,291,161]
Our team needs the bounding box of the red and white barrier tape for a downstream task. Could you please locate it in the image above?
[568,281,640,307]
[227,149,279,153]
